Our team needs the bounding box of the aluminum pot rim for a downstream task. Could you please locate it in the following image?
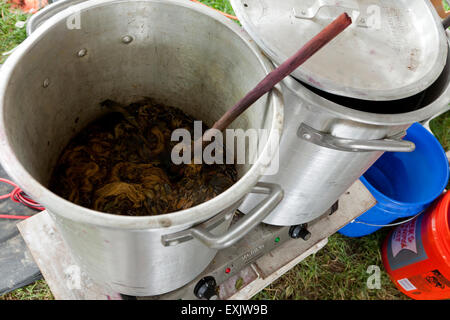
[282,73,450,126]
[0,0,284,230]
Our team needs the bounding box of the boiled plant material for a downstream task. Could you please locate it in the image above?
[49,99,237,216]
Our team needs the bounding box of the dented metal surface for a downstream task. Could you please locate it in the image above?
[0,0,283,295]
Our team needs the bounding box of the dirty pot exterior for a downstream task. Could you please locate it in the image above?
[240,53,450,226]
[0,0,283,296]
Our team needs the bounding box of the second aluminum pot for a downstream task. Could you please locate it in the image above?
[0,0,284,296]
[240,51,450,226]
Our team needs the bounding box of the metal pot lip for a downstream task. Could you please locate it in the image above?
[0,0,284,230]
[282,75,450,126]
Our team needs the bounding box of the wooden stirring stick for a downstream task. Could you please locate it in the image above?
[210,12,352,133]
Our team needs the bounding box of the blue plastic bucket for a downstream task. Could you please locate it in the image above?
[339,122,449,237]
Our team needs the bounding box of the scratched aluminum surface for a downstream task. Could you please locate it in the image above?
[230,0,448,101]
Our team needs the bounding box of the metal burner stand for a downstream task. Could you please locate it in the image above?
[17,180,375,300]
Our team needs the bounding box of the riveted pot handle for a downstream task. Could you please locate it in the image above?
[298,123,416,153]
[161,182,283,249]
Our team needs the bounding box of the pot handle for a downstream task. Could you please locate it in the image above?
[298,123,416,153]
[161,182,283,249]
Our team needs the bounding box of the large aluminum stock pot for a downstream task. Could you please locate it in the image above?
[234,0,450,226]
[240,52,450,226]
[0,0,283,296]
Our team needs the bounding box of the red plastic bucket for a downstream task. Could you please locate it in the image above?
[382,191,450,299]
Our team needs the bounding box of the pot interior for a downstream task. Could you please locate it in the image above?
[2,0,276,189]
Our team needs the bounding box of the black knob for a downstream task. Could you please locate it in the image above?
[194,276,218,300]
[289,225,311,241]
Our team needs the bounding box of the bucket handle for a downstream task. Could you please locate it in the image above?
[348,210,424,228]
[161,182,283,249]
[298,123,416,153]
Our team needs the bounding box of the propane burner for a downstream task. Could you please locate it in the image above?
[17,180,374,300]
[133,203,338,300]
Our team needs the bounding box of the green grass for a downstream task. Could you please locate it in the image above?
[1,280,53,300]
[0,0,30,64]
[430,110,450,152]
[254,232,408,300]
[0,0,449,301]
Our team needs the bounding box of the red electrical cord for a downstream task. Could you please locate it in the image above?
[0,178,44,220]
